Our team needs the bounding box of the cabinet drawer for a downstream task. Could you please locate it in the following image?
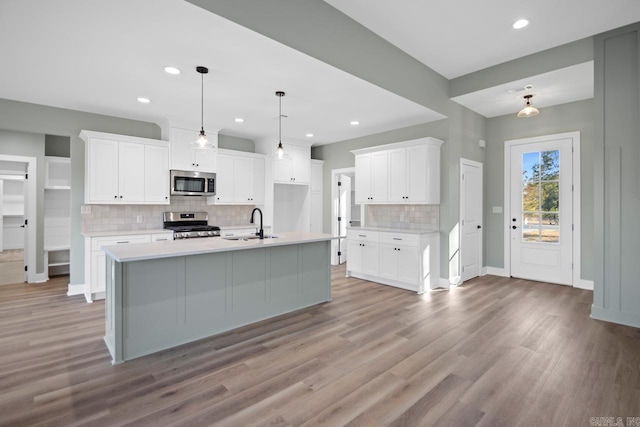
[346,229,380,242]
[151,233,173,242]
[92,234,151,251]
[379,232,420,247]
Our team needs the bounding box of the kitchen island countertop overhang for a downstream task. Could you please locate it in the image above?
[103,232,336,364]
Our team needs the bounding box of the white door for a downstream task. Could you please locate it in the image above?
[214,154,234,204]
[510,138,573,285]
[118,142,145,202]
[87,138,119,202]
[144,145,169,203]
[337,174,351,264]
[354,154,371,203]
[0,180,3,251]
[233,156,252,202]
[388,148,407,202]
[461,159,483,282]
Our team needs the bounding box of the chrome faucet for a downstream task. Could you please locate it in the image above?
[250,208,264,239]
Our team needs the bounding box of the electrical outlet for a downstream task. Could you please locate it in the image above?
[136,215,143,223]
[81,205,91,214]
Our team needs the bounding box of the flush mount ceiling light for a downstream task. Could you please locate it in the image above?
[513,19,530,29]
[164,66,181,75]
[350,120,360,126]
[517,94,539,118]
[306,133,314,138]
[189,66,216,150]
[136,97,151,104]
[273,91,292,161]
[234,118,244,123]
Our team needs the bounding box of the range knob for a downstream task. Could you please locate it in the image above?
[181,232,191,239]
[197,231,207,237]
[207,231,214,236]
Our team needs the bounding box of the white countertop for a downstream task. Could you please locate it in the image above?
[102,231,336,262]
[219,225,271,230]
[346,226,439,235]
[82,229,172,238]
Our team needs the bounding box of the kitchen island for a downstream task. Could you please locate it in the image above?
[101,232,333,364]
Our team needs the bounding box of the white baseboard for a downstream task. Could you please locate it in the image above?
[484,267,509,277]
[67,283,85,296]
[438,278,451,288]
[32,273,48,283]
[574,279,594,291]
[449,275,462,287]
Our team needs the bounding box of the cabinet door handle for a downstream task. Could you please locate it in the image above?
[116,241,129,244]
[358,234,366,237]
[165,196,168,199]
[393,237,402,240]
[114,195,117,198]
[119,195,123,198]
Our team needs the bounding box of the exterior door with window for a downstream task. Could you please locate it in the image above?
[510,138,573,285]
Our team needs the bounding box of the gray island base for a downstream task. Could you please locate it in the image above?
[102,233,332,364]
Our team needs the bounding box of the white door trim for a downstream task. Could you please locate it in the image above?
[459,158,483,285]
[503,131,582,287]
[0,154,38,283]
[331,167,355,265]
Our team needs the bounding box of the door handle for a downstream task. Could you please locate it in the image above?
[512,225,518,230]
[477,225,482,229]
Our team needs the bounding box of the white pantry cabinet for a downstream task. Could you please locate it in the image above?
[346,227,440,293]
[170,127,218,173]
[273,143,310,184]
[352,137,443,205]
[81,130,170,205]
[310,159,324,232]
[208,149,265,205]
[83,230,173,302]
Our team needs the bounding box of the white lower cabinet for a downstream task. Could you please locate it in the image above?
[346,228,440,293]
[84,231,173,302]
[219,226,272,238]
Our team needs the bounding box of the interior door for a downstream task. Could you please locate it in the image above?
[0,180,3,252]
[510,138,573,285]
[461,160,483,282]
[337,174,351,264]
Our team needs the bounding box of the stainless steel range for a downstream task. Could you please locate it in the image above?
[163,212,220,239]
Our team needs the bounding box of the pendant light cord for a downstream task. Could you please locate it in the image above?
[201,71,204,132]
[278,94,282,143]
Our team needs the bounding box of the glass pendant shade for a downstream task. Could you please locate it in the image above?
[517,95,539,118]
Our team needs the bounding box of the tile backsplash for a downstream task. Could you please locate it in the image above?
[366,205,439,231]
[82,198,256,233]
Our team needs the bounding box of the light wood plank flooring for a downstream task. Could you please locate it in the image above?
[1,266,639,426]
[0,249,24,286]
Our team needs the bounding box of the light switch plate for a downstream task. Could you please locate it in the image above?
[492,206,503,214]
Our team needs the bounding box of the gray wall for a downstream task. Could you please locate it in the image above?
[44,135,71,157]
[0,98,159,285]
[484,99,595,281]
[592,23,640,328]
[0,130,46,273]
[218,133,255,153]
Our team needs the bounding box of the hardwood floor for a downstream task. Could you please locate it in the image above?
[1,266,639,426]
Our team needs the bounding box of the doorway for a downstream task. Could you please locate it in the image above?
[460,158,483,283]
[504,132,581,286]
[0,157,35,284]
[331,167,362,265]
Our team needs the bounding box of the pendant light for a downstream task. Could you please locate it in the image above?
[273,91,292,160]
[189,66,216,150]
[517,94,539,118]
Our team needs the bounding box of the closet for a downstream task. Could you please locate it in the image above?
[44,156,71,277]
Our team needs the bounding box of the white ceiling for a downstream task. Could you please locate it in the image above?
[323,0,640,79]
[451,62,594,118]
[0,0,444,146]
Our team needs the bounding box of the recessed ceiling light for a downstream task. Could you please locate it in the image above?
[164,66,181,75]
[350,121,360,126]
[513,19,530,30]
[234,118,244,123]
[306,133,314,138]
[137,97,151,104]
[524,84,534,90]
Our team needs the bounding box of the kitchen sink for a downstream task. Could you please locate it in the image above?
[223,235,278,241]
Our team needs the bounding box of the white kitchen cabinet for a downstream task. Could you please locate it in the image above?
[84,230,173,302]
[208,149,265,205]
[352,137,443,205]
[144,144,170,203]
[354,151,388,203]
[170,127,217,173]
[346,228,440,293]
[346,230,380,276]
[310,159,324,232]
[81,130,170,205]
[273,143,310,184]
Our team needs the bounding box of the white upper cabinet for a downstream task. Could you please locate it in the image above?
[208,149,265,205]
[273,143,310,184]
[170,127,217,173]
[352,137,443,205]
[81,130,170,205]
[355,150,388,203]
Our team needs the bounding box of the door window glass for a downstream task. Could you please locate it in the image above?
[521,150,560,243]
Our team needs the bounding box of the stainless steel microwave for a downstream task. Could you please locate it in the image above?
[170,170,216,196]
